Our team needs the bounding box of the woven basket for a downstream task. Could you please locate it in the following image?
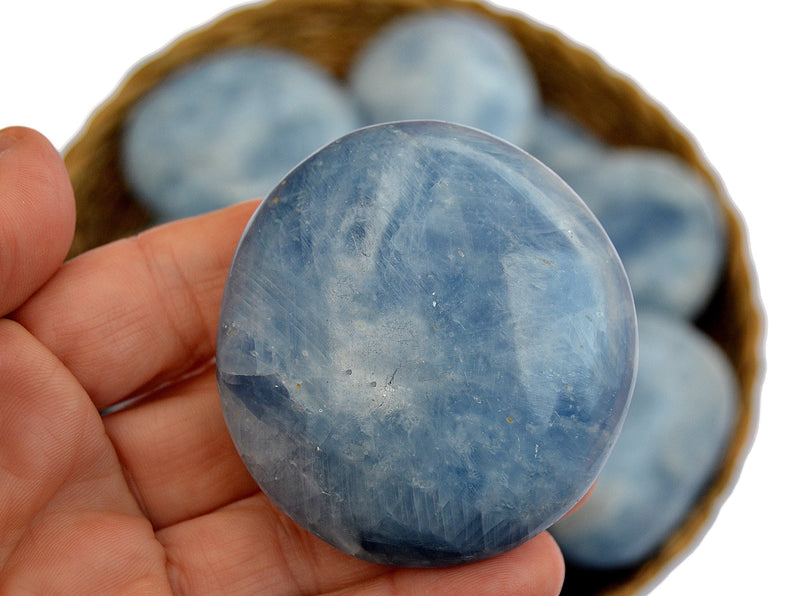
[62,0,763,593]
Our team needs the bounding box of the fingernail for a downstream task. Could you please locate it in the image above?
[0,129,19,155]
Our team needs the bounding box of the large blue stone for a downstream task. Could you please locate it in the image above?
[349,10,540,148]
[121,48,362,222]
[550,311,737,569]
[217,121,637,567]
[567,148,727,319]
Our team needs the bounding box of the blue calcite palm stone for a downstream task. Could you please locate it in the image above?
[349,10,540,148]
[550,311,738,569]
[121,49,362,222]
[217,121,637,567]
[568,148,727,319]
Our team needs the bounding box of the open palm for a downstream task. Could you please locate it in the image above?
[0,127,564,595]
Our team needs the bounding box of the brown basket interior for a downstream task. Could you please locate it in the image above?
[62,0,764,593]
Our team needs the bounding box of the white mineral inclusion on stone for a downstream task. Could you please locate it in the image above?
[217,121,637,567]
[121,48,362,222]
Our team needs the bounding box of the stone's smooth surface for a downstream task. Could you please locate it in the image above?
[526,107,607,190]
[121,49,362,222]
[349,10,540,148]
[217,121,637,567]
[568,148,727,319]
[550,311,738,569]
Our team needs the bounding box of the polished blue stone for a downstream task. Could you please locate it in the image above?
[550,311,737,569]
[216,121,637,567]
[349,10,540,147]
[567,148,727,319]
[525,106,607,190]
[121,48,362,222]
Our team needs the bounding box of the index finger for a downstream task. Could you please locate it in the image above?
[13,200,258,411]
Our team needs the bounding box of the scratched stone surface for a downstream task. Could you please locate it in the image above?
[217,121,637,567]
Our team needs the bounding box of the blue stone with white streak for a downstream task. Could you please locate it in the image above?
[217,121,637,567]
[550,311,737,569]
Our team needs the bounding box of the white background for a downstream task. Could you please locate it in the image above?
[2,1,797,593]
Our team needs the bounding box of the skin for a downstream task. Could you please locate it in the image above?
[0,127,565,595]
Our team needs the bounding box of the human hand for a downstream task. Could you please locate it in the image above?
[0,126,565,594]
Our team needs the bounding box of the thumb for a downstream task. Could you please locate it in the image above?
[0,127,76,315]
